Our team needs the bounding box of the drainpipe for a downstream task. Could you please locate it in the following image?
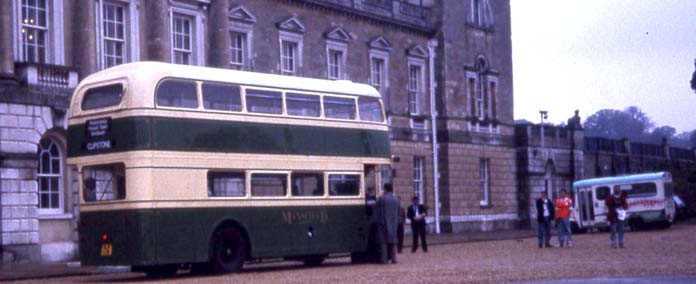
[428,39,440,234]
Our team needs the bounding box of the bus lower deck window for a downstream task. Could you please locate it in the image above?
[291,172,324,197]
[251,173,287,197]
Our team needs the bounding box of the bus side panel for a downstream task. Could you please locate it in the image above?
[79,210,156,266]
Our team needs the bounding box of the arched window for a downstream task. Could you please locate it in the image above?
[466,55,498,122]
[37,138,63,214]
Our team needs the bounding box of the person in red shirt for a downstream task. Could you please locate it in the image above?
[555,189,573,248]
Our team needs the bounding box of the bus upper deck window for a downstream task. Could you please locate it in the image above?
[324,97,356,120]
[156,79,198,108]
[358,97,383,122]
[251,173,287,197]
[246,89,283,114]
[291,172,324,197]
[83,163,126,202]
[286,93,320,117]
[82,84,124,110]
[202,83,242,112]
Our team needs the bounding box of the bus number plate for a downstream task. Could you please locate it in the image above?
[100,243,113,256]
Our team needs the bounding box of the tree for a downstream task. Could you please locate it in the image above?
[648,126,677,144]
[583,107,653,141]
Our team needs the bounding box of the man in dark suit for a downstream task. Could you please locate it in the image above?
[407,196,428,252]
[536,191,555,248]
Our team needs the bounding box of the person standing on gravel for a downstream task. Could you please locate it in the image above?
[555,189,573,248]
[536,191,555,248]
[375,183,400,264]
[606,187,628,248]
[407,196,428,253]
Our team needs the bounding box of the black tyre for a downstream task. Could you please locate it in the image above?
[142,264,179,278]
[210,227,247,274]
[302,255,327,266]
[629,218,645,231]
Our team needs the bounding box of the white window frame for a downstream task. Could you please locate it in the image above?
[407,58,426,116]
[279,31,303,76]
[480,158,491,207]
[465,71,478,118]
[37,138,64,215]
[326,40,347,80]
[413,156,425,204]
[229,31,246,70]
[229,20,253,70]
[369,49,389,89]
[468,0,494,28]
[96,0,139,70]
[169,2,204,66]
[13,0,65,64]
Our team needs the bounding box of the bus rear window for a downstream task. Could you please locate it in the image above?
[358,97,383,122]
[202,83,242,112]
[83,163,126,202]
[286,93,320,117]
[156,79,198,108]
[329,174,360,196]
[246,89,283,114]
[324,97,356,120]
[251,173,287,197]
[82,84,123,110]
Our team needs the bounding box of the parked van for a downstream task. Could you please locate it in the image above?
[571,172,675,231]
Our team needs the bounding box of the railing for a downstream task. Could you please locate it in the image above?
[15,63,79,89]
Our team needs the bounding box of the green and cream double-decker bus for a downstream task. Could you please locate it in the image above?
[67,62,391,277]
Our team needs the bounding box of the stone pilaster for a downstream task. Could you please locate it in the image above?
[144,0,171,62]
[0,1,15,77]
[73,0,96,77]
[208,0,230,68]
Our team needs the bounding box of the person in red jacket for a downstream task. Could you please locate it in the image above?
[606,187,628,248]
[555,189,573,248]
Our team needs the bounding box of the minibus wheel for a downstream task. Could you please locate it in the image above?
[210,227,247,273]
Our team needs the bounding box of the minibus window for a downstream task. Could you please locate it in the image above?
[82,84,123,110]
[595,186,610,200]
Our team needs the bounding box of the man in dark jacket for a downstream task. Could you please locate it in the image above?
[375,183,400,263]
[606,187,628,248]
[536,191,555,248]
[407,196,428,252]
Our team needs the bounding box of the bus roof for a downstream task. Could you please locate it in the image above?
[572,172,671,189]
[79,61,381,98]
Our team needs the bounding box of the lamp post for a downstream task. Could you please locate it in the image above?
[539,110,548,149]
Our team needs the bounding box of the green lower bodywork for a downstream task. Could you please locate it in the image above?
[79,205,371,266]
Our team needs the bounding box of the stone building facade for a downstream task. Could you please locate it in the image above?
[0,0,518,263]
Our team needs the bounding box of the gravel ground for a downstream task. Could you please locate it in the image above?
[10,224,696,284]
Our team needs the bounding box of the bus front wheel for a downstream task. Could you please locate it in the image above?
[210,227,247,273]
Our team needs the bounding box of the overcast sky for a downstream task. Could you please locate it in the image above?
[511,0,696,133]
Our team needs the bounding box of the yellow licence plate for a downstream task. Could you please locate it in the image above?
[100,243,113,256]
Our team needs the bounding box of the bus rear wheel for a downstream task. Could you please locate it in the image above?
[210,227,247,274]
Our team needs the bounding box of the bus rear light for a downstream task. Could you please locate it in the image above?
[101,234,109,242]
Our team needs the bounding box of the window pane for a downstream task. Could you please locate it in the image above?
[292,172,324,197]
[202,83,242,111]
[624,182,657,198]
[358,97,383,122]
[286,93,320,117]
[208,172,245,197]
[596,186,610,200]
[82,84,124,110]
[83,163,126,202]
[156,79,198,108]
[329,174,360,196]
[324,96,356,120]
[246,89,282,114]
[251,173,287,197]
